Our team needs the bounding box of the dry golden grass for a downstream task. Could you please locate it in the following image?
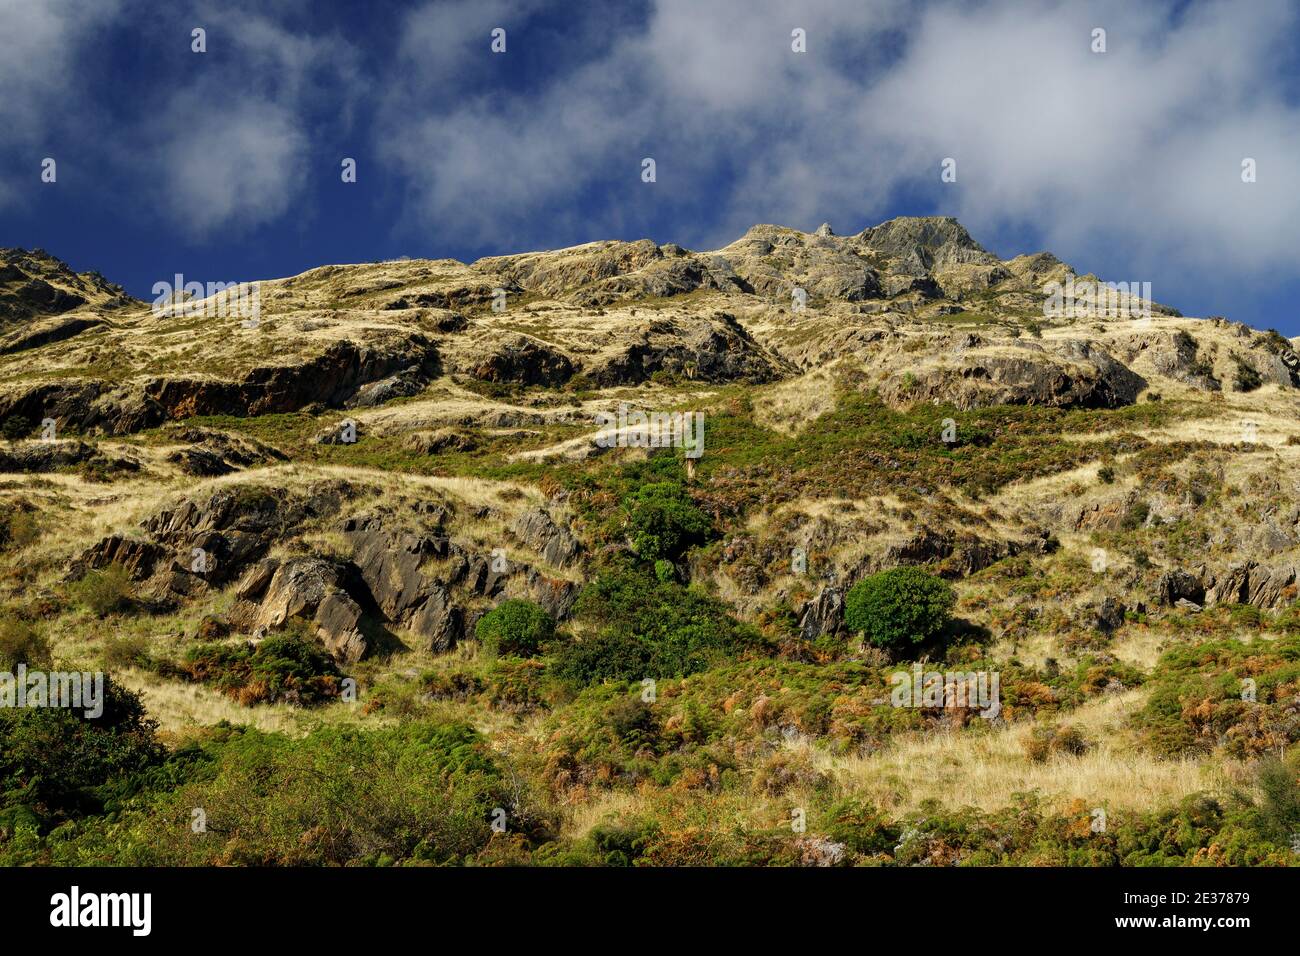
[814,689,1228,814]
[751,365,840,435]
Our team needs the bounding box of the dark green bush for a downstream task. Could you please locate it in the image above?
[0,616,52,670]
[0,677,163,831]
[476,599,554,658]
[623,481,712,562]
[71,564,133,617]
[555,560,765,685]
[0,415,32,442]
[844,567,955,650]
[1232,354,1262,393]
[182,630,341,706]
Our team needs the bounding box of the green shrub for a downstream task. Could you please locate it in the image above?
[24,720,532,866]
[102,633,153,671]
[476,599,554,658]
[556,560,765,685]
[0,677,163,831]
[844,567,955,650]
[182,630,341,706]
[72,564,133,617]
[0,415,32,442]
[0,616,52,670]
[1231,354,1262,393]
[1253,757,1300,844]
[623,481,712,562]
[1024,723,1092,763]
[0,509,38,551]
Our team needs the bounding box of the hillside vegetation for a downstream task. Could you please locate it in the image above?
[2,218,1299,866]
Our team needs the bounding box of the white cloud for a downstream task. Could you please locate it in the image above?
[857,0,1300,272]
[0,0,124,140]
[144,4,362,236]
[377,0,1300,283]
[155,93,309,235]
[0,0,125,212]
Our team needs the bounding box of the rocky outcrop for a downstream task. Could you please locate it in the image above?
[236,557,368,663]
[0,247,134,324]
[798,586,844,640]
[409,584,461,653]
[861,526,1057,580]
[882,341,1145,411]
[70,534,168,581]
[1154,569,1207,607]
[1155,563,1298,612]
[346,366,430,407]
[0,334,441,436]
[164,427,287,474]
[470,336,574,386]
[587,312,790,386]
[144,336,441,421]
[0,439,139,476]
[1093,597,1126,633]
[510,508,581,568]
[73,482,352,603]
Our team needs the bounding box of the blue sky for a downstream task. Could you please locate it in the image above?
[3,0,1300,332]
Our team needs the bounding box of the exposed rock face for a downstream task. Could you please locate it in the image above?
[1154,569,1207,607]
[1155,563,1298,612]
[0,439,138,475]
[0,334,440,436]
[409,585,461,653]
[854,526,1058,581]
[315,591,368,663]
[71,534,168,581]
[1094,597,1127,633]
[236,557,368,663]
[470,336,574,386]
[586,312,791,386]
[474,238,749,306]
[346,366,430,407]
[880,341,1145,411]
[0,247,134,324]
[143,336,441,421]
[224,507,579,660]
[716,225,883,302]
[1205,563,1298,610]
[252,558,345,630]
[1120,329,1220,391]
[73,483,352,602]
[510,508,581,568]
[344,516,444,621]
[798,586,844,640]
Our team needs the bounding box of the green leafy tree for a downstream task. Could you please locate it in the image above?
[623,481,712,562]
[476,599,554,658]
[844,567,955,650]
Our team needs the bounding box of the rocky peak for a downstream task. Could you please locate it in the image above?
[855,216,997,269]
[0,247,135,324]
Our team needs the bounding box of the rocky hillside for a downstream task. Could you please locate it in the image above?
[3,216,1300,867]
